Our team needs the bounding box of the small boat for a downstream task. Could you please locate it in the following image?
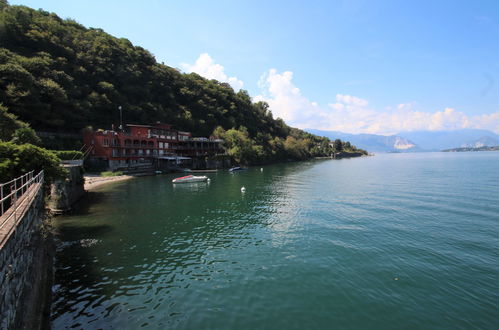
[172,175,208,183]
[229,166,247,172]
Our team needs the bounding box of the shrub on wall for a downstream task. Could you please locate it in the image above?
[0,142,67,183]
[52,150,84,160]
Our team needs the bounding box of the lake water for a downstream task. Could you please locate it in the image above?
[51,152,499,329]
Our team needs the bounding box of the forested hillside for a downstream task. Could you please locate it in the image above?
[0,2,365,163]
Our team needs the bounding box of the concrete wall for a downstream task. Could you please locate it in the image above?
[0,188,51,329]
[48,165,85,214]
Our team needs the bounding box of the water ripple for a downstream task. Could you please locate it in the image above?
[52,154,499,329]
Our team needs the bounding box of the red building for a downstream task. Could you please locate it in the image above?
[83,122,224,170]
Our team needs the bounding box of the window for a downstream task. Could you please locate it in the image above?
[103,138,109,146]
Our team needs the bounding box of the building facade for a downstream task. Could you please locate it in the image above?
[83,122,224,170]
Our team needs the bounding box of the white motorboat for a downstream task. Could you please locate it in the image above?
[172,175,208,183]
[229,166,247,172]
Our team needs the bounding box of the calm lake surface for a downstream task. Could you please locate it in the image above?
[51,152,499,329]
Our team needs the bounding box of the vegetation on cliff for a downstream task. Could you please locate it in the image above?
[0,104,66,182]
[0,2,365,165]
[0,141,67,183]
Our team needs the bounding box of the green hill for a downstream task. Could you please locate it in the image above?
[0,1,365,163]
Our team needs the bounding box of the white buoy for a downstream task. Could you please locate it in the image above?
[260,168,263,172]
[241,186,246,192]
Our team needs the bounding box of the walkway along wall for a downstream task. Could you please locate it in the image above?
[0,172,52,329]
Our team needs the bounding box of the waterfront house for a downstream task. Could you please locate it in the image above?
[83,122,224,170]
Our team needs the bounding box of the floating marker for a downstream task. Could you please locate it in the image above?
[241,186,246,192]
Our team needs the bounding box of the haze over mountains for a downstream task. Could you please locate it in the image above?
[306,129,499,152]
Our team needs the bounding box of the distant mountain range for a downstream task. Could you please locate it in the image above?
[306,129,499,152]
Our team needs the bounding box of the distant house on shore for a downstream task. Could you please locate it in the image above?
[83,122,224,171]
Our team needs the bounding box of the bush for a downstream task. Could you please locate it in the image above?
[100,171,123,177]
[0,142,67,183]
[52,150,83,160]
[10,127,42,146]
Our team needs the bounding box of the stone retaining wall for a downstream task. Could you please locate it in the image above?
[0,188,50,329]
[48,165,85,213]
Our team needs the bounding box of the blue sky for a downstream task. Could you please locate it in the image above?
[10,0,499,134]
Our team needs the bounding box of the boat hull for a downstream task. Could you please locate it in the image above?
[229,167,247,172]
[172,175,208,183]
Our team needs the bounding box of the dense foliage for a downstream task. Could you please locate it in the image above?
[0,103,27,140]
[52,150,83,160]
[10,126,42,145]
[0,101,64,182]
[0,2,364,164]
[0,102,42,145]
[0,141,66,183]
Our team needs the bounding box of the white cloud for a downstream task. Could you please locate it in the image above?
[254,69,313,123]
[255,69,499,134]
[182,53,244,90]
[335,94,368,107]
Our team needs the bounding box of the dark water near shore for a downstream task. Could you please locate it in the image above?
[51,152,499,329]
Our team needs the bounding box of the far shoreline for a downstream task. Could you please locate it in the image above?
[83,153,370,191]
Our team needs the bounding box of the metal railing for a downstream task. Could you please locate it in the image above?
[0,170,44,232]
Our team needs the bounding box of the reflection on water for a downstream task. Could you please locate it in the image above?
[52,154,499,329]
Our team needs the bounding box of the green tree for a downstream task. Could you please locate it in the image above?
[220,127,255,164]
[284,136,309,160]
[0,104,28,140]
[0,142,66,183]
[10,127,42,145]
[333,139,343,152]
[211,126,226,139]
